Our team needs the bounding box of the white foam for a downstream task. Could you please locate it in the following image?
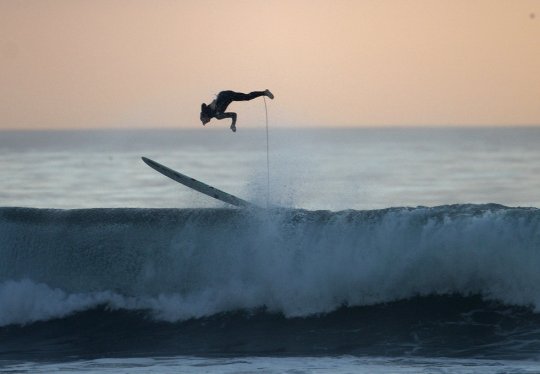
[1,205,539,326]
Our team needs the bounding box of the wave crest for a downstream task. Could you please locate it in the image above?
[1,204,539,325]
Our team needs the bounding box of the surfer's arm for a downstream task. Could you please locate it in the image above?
[215,112,237,126]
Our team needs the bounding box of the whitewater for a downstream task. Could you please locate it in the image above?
[1,204,540,327]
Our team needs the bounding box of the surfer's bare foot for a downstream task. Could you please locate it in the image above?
[230,123,236,132]
[264,89,274,99]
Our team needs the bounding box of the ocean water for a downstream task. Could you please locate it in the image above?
[1,127,540,373]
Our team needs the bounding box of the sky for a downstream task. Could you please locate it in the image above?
[0,0,539,130]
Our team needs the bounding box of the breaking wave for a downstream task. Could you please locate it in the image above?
[1,204,539,327]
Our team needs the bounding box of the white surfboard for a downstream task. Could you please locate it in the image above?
[142,157,255,208]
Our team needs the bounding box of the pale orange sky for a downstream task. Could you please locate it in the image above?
[0,0,539,130]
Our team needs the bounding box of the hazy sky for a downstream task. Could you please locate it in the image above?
[1,0,539,130]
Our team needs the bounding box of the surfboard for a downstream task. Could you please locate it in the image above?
[141,157,255,208]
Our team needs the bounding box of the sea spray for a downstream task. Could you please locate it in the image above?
[1,204,539,326]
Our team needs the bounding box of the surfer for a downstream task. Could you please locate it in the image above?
[200,89,274,132]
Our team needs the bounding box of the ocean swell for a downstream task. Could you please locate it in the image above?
[0,204,539,326]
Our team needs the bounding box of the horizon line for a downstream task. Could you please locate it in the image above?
[1,123,540,132]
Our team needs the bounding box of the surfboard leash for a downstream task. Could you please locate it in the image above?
[263,96,270,208]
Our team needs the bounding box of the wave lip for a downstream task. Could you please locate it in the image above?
[0,204,539,326]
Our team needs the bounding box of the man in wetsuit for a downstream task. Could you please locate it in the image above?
[200,89,274,132]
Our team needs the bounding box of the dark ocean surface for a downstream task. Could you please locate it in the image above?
[1,128,540,373]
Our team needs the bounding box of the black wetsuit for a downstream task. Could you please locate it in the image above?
[201,90,271,132]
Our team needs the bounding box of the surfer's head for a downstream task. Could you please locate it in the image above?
[200,104,211,125]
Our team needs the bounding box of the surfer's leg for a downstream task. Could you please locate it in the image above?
[216,90,274,112]
[228,90,273,101]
